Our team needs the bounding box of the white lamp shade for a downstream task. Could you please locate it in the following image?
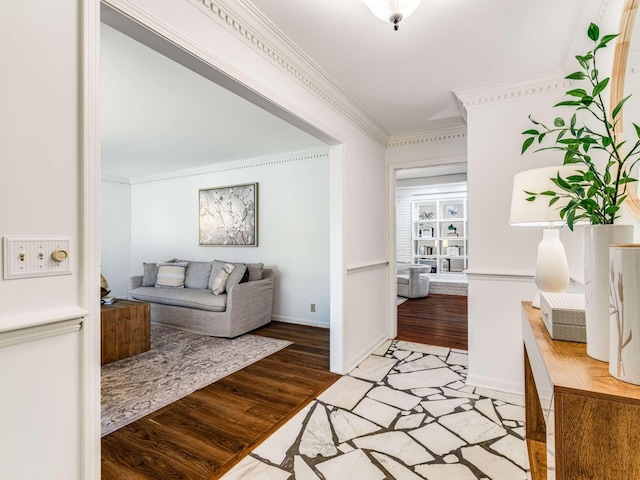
[361,0,421,23]
[509,166,578,227]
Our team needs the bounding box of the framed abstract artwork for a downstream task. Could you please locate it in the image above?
[199,183,258,246]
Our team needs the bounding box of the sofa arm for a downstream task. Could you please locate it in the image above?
[128,275,143,298]
[226,274,275,337]
[409,266,431,281]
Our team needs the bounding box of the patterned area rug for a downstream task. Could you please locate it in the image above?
[101,324,291,437]
[222,340,528,480]
[397,296,408,305]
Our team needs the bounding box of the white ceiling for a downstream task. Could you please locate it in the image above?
[101,24,326,179]
[249,0,593,134]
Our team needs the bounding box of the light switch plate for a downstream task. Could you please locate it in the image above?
[3,236,71,279]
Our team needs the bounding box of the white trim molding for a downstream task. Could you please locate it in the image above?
[272,315,329,329]
[101,175,131,186]
[0,318,83,349]
[453,72,572,110]
[0,305,89,334]
[188,0,389,145]
[387,126,467,148]
[129,147,330,184]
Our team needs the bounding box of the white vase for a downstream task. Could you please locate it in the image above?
[609,244,640,384]
[585,225,633,361]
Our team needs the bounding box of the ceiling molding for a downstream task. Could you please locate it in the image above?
[129,147,330,185]
[189,0,389,145]
[453,72,572,110]
[387,126,467,148]
[101,175,131,185]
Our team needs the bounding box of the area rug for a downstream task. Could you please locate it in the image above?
[101,324,292,436]
[397,296,408,305]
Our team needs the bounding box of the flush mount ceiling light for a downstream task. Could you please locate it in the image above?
[362,0,421,31]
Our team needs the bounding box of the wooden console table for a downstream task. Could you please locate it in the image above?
[101,299,150,365]
[522,301,640,479]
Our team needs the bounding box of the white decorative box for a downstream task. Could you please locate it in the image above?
[539,292,586,343]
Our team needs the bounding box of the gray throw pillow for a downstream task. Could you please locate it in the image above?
[211,263,235,295]
[246,262,264,281]
[184,261,213,289]
[142,262,159,287]
[155,262,188,288]
[226,264,248,292]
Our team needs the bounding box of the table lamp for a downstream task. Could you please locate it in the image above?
[509,166,574,308]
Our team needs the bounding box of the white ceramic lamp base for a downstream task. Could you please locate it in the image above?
[533,229,569,308]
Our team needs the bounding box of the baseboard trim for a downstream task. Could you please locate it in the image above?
[271,315,329,329]
[465,373,524,397]
[345,332,389,374]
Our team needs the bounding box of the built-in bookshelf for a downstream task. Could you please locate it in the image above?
[412,196,468,275]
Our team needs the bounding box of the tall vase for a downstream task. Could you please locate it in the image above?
[609,244,640,384]
[585,225,634,361]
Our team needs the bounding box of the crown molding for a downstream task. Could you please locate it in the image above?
[189,0,389,145]
[128,147,330,185]
[387,126,467,148]
[100,175,131,185]
[453,71,572,110]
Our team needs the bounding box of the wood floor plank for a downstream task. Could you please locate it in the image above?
[396,293,468,350]
[102,322,338,480]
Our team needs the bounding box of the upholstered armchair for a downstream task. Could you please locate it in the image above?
[397,265,430,299]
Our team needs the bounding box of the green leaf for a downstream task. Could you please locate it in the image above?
[528,115,540,125]
[592,78,609,97]
[522,129,539,135]
[538,133,546,144]
[612,94,631,118]
[522,137,535,154]
[557,130,567,142]
[588,23,600,41]
[602,136,612,147]
[554,100,582,107]
[566,88,588,97]
[554,117,565,127]
[540,190,557,196]
[549,197,560,206]
[599,33,619,46]
[565,72,588,80]
[634,123,640,139]
[526,197,536,202]
[581,96,594,106]
[606,205,620,215]
[591,68,599,80]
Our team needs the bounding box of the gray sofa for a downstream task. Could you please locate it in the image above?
[397,264,430,299]
[128,260,274,338]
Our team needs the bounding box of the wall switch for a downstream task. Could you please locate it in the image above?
[310,303,316,313]
[3,236,71,279]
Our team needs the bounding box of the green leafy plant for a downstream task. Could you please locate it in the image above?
[521,23,640,230]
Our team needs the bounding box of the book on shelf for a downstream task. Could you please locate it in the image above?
[101,296,117,305]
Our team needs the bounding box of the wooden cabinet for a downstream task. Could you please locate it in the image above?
[522,302,640,479]
[101,299,150,365]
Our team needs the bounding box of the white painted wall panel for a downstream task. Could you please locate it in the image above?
[101,178,132,298]
[130,155,330,327]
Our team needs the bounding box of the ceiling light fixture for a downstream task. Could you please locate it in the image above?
[362,0,421,31]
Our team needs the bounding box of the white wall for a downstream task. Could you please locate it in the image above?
[0,0,93,478]
[129,151,330,327]
[101,177,132,298]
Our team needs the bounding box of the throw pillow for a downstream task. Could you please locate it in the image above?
[155,262,188,288]
[246,262,264,281]
[142,262,159,287]
[211,263,236,295]
[184,261,213,289]
[226,264,248,292]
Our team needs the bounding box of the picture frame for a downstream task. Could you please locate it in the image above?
[199,183,258,246]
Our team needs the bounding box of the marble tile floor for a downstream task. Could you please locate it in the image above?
[221,340,530,480]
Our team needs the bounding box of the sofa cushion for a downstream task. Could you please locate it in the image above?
[211,263,236,295]
[184,261,213,289]
[397,274,410,285]
[246,262,264,281]
[156,262,188,288]
[142,262,158,287]
[130,287,227,312]
[209,260,247,291]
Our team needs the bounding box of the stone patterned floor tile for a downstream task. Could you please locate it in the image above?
[415,463,477,480]
[352,431,435,466]
[223,455,290,480]
[316,449,385,480]
[254,402,312,464]
[367,385,422,410]
[220,339,529,480]
[317,375,372,410]
[329,408,380,443]
[294,456,321,480]
[353,397,400,428]
[409,422,466,456]
[461,445,527,480]
[371,452,424,480]
[350,355,397,382]
[439,410,507,443]
[299,403,337,458]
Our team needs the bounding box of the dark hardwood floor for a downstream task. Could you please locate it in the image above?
[396,293,468,350]
[101,322,339,480]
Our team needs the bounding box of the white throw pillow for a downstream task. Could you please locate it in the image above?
[211,263,236,295]
[155,262,188,288]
